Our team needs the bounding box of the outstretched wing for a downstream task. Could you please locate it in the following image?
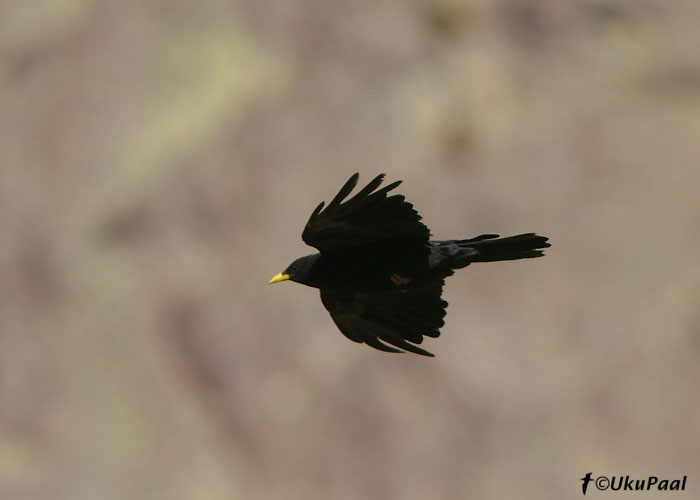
[319,276,450,357]
[302,173,430,254]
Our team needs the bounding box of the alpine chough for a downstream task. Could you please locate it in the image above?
[269,173,550,357]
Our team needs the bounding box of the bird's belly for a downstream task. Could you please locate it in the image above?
[310,255,430,291]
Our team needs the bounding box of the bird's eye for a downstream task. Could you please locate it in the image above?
[290,265,297,272]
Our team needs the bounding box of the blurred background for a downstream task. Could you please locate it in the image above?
[1,0,699,498]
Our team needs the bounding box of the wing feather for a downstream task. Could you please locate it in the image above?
[326,173,359,210]
[320,276,449,357]
[302,173,430,254]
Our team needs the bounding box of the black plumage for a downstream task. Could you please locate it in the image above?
[269,173,550,357]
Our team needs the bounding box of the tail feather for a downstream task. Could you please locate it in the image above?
[460,233,550,262]
[431,233,550,269]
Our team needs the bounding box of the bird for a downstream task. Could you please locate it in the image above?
[269,173,550,357]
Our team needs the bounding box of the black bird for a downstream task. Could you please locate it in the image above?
[269,173,550,357]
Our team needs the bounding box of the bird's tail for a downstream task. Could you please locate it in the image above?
[456,233,550,263]
[433,233,550,269]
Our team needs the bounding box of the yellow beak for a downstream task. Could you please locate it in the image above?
[268,272,290,284]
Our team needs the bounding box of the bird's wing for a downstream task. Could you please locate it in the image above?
[320,276,450,357]
[302,173,430,254]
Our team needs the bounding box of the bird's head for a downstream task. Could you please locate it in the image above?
[268,254,320,286]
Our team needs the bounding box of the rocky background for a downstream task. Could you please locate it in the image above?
[1,0,699,498]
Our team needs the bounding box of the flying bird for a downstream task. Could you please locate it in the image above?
[269,173,550,357]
